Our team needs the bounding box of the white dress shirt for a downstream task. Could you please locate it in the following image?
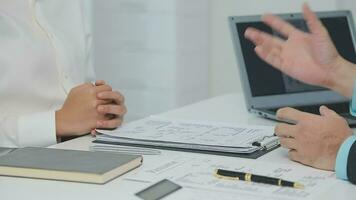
[0,0,95,147]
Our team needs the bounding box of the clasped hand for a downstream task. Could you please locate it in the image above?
[56,80,127,137]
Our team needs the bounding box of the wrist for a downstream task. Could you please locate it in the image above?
[327,56,356,98]
[55,109,68,137]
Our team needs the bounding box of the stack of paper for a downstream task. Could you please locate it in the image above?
[93,117,278,156]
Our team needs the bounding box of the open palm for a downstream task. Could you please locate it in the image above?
[245,4,340,87]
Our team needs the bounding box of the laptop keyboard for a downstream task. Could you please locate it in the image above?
[268,102,350,115]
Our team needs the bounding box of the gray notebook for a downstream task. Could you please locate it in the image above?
[0,147,143,184]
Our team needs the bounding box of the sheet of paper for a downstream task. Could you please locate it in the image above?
[97,117,275,148]
[125,155,336,200]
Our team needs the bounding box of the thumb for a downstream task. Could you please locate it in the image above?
[319,105,338,117]
[95,80,106,86]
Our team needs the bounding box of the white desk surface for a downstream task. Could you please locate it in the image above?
[1,93,355,199]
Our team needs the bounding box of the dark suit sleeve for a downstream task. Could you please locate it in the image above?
[347,142,356,184]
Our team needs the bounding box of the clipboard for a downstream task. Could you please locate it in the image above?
[94,117,280,159]
[93,136,280,159]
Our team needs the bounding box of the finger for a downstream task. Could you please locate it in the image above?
[97,104,127,116]
[262,14,297,37]
[94,84,112,93]
[319,105,339,117]
[245,28,284,67]
[94,99,113,109]
[255,45,282,67]
[96,99,113,106]
[276,107,315,123]
[245,27,284,47]
[302,3,326,35]
[274,123,296,138]
[95,80,106,86]
[97,118,123,129]
[97,91,125,105]
[279,137,298,150]
[288,149,302,162]
[91,129,97,136]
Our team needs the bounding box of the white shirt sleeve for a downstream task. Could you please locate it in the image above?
[0,1,91,148]
[0,111,57,148]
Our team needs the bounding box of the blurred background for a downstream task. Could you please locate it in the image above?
[91,0,356,121]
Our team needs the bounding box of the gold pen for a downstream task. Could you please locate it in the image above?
[215,169,304,189]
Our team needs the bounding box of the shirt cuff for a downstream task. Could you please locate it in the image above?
[335,135,356,180]
[349,81,356,116]
[17,110,57,147]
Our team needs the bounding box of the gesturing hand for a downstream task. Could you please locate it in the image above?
[275,106,352,170]
[244,4,344,91]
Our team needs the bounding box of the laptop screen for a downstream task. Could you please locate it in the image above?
[236,16,356,97]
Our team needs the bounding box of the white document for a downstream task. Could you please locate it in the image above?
[95,117,277,154]
[126,155,336,200]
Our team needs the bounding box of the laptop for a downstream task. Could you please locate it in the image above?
[229,10,356,126]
